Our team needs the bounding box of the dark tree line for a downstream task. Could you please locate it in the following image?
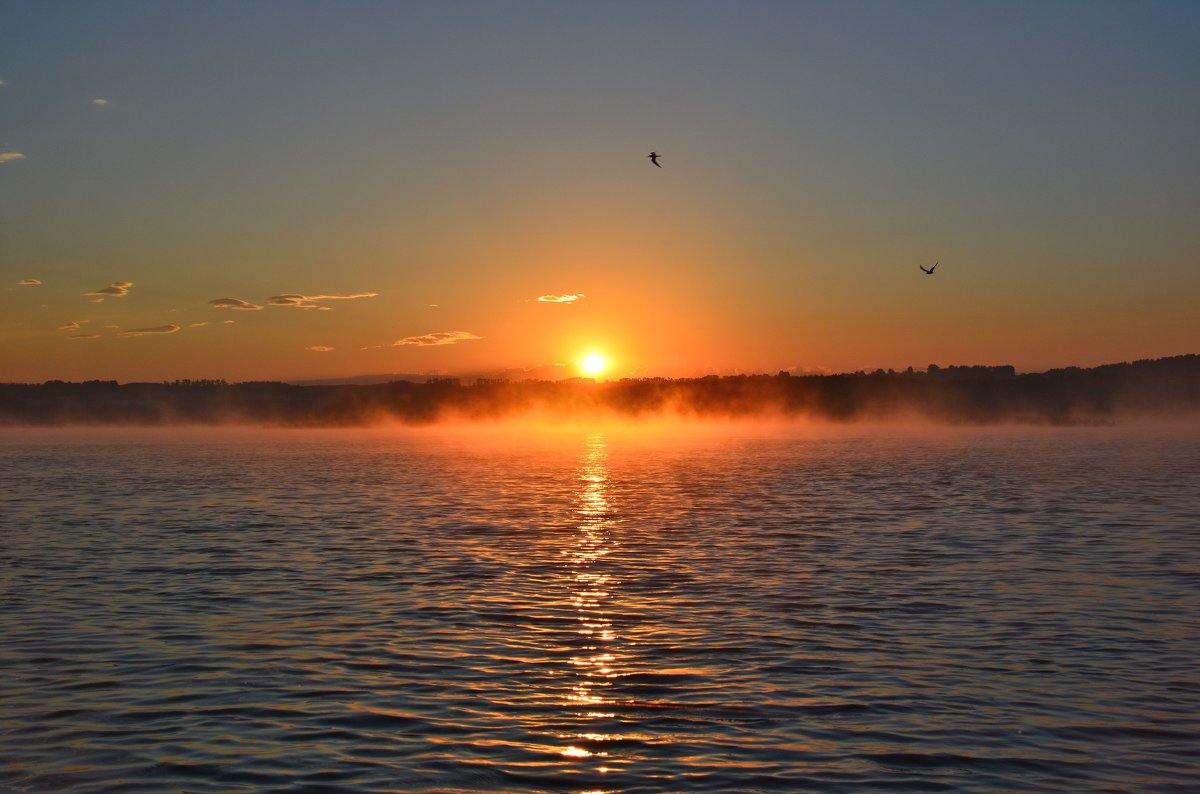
[3,355,1198,426]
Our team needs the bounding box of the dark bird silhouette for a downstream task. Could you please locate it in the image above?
[648,151,662,167]
[920,261,938,275]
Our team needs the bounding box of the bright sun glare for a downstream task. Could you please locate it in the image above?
[581,353,606,377]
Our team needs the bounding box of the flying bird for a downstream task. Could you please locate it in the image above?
[920,261,938,275]
[648,151,662,167]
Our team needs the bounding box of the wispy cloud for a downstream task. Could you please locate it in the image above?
[58,321,83,331]
[92,98,109,106]
[223,319,235,324]
[267,292,378,309]
[83,281,133,298]
[69,333,101,340]
[305,345,335,352]
[190,322,209,328]
[0,152,26,165]
[393,330,482,347]
[209,297,262,311]
[119,324,180,337]
[536,293,585,304]
[17,278,41,286]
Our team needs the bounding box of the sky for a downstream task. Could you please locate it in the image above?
[2,0,1198,383]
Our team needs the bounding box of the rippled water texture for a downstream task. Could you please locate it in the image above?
[2,425,1198,793]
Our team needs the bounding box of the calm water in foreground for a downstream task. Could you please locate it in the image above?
[1,424,1197,793]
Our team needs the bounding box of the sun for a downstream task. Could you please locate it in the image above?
[580,352,607,377]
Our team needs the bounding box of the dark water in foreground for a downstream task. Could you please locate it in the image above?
[1,425,1198,793]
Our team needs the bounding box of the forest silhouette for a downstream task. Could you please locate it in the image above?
[3,355,1198,426]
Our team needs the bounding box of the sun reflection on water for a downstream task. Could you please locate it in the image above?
[562,433,625,778]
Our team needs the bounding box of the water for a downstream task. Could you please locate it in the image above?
[1,424,1197,793]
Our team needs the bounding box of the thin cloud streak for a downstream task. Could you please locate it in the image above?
[268,292,378,309]
[209,297,262,310]
[58,321,82,331]
[69,333,101,340]
[17,279,41,286]
[118,324,180,337]
[306,345,335,352]
[83,281,133,298]
[536,293,585,304]
[0,152,26,164]
[393,330,482,347]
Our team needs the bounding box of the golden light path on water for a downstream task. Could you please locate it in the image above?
[562,434,620,785]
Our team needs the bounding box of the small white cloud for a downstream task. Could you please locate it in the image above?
[118,324,180,337]
[92,98,109,106]
[305,345,335,352]
[189,322,209,328]
[83,281,132,298]
[223,319,235,324]
[209,297,262,311]
[393,330,482,347]
[58,321,82,331]
[536,293,585,304]
[0,152,26,165]
[267,291,378,309]
[68,333,101,340]
[426,304,440,308]
[17,278,41,286]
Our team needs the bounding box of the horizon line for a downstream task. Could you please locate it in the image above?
[6,353,1197,388]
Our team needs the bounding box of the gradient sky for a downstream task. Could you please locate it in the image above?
[2,1,1198,383]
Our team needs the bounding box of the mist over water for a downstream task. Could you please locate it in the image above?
[1,425,1197,792]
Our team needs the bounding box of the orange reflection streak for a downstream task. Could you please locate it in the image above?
[561,434,626,770]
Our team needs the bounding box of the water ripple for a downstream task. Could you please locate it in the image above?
[1,426,1198,792]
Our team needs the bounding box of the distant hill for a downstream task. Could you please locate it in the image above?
[289,373,438,386]
[288,363,574,386]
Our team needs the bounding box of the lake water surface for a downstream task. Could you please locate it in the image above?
[1,424,1197,792]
